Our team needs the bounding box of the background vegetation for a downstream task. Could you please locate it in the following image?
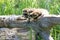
[0,0,60,40]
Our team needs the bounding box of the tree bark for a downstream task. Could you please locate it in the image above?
[0,15,60,40]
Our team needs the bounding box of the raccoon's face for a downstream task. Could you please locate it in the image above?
[22,8,42,19]
[22,8,34,18]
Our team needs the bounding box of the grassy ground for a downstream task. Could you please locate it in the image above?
[0,0,60,40]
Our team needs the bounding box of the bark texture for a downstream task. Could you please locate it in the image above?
[0,15,60,40]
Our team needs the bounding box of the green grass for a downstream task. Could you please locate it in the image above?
[0,0,60,40]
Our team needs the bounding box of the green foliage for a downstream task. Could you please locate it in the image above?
[0,0,38,15]
[0,0,60,40]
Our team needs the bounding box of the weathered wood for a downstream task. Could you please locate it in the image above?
[0,15,60,28]
[0,15,60,40]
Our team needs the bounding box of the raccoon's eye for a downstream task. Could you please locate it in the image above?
[29,11,33,13]
[30,15,33,17]
[23,13,28,16]
[30,14,36,18]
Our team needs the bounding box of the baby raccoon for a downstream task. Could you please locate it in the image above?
[29,11,42,21]
[22,8,49,22]
[22,8,34,18]
[22,8,35,22]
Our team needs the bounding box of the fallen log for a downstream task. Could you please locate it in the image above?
[0,15,60,40]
